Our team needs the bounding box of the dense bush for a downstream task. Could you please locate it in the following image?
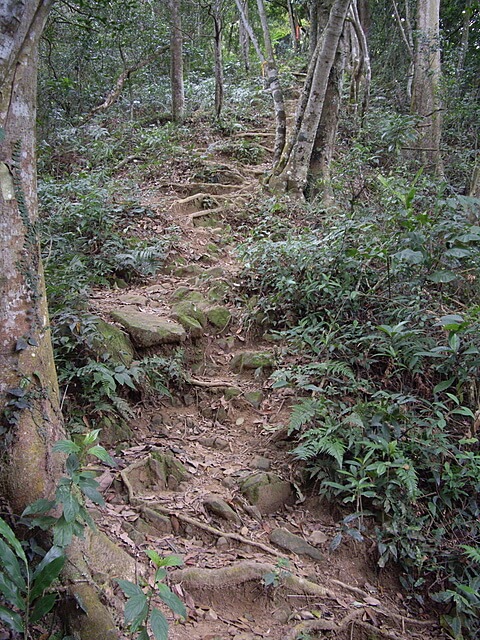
[238,176,480,638]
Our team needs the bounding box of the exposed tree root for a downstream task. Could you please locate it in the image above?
[285,609,363,640]
[233,131,275,138]
[133,500,284,557]
[186,376,237,388]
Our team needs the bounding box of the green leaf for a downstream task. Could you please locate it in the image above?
[56,484,80,523]
[394,249,424,264]
[87,445,116,466]
[66,453,80,475]
[33,546,64,578]
[445,247,471,258]
[156,583,187,619]
[0,604,23,633]
[124,593,148,630]
[137,628,150,640]
[83,429,101,446]
[0,539,26,591]
[428,270,457,283]
[0,572,26,610]
[53,439,81,454]
[22,498,55,517]
[78,477,105,505]
[0,518,28,565]
[53,518,74,547]
[154,568,167,583]
[30,592,57,623]
[452,406,475,418]
[30,555,65,600]
[148,552,183,569]
[150,607,169,640]
[433,378,455,395]
[116,579,144,598]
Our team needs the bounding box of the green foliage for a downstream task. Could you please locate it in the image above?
[117,552,186,639]
[262,558,291,589]
[23,431,115,548]
[0,518,65,635]
[239,176,480,638]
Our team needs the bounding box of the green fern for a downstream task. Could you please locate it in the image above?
[288,398,323,434]
[462,546,480,564]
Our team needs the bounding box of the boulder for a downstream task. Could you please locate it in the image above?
[206,305,231,331]
[230,351,275,372]
[121,450,190,501]
[92,318,135,365]
[110,309,186,347]
[240,472,294,514]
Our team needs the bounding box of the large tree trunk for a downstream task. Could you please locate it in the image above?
[212,0,224,118]
[0,0,63,516]
[0,4,120,637]
[170,0,185,122]
[269,0,352,196]
[411,0,443,172]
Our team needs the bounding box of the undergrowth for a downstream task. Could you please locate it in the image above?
[238,174,480,639]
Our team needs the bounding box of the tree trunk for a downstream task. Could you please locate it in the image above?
[238,0,250,72]
[170,0,185,122]
[269,0,352,196]
[234,0,287,164]
[411,0,443,172]
[0,4,120,637]
[212,0,224,118]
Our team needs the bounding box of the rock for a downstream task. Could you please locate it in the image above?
[198,436,229,450]
[309,530,328,546]
[244,390,263,409]
[118,293,149,305]
[223,386,242,399]
[172,301,207,326]
[122,450,190,500]
[171,287,207,306]
[253,456,271,471]
[171,312,203,338]
[240,473,294,514]
[173,264,203,277]
[206,306,231,331]
[110,309,186,347]
[216,536,229,549]
[97,416,133,446]
[91,318,135,365]
[204,495,241,525]
[269,528,323,562]
[140,506,172,534]
[207,280,230,302]
[230,351,275,372]
[200,266,224,279]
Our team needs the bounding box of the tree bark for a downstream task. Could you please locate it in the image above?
[234,0,287,164]
[269,0,352,196]
[238,0,250,71]
[410,0,443,172]
[1,4,120,637]
[212,0,224,118]
[170,0,185,122]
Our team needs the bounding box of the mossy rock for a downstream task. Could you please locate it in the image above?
[91,318,135,366]
[111,309,186,347]
[199,266,224,280]
[244,390,263,409]
[173,264,204,277]
[171,287,208,307]
[172,312,204,338]
[240,472,294,514]
[122,449,190,500]
[173,301,207,326]
[97,415,133,447]
[206,306,231,331]
[207,280,230,302]
[230,351,275,372]
[223,386,242,399]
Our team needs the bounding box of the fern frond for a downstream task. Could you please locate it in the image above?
[288,398,323,434]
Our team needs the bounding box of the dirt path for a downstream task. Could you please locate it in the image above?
[87,127,444,640]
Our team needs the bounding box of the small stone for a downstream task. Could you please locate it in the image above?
[309,530,328,546]
[222,476,237,489]
[204,495,241,525]
[253,456,271,471]
[244,390,263,409]
[272,606,292,624]
[223,386,242,399]
[269,528,323,562]
[216,536,229,549]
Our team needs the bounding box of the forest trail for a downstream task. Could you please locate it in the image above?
[86,117,444,640]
